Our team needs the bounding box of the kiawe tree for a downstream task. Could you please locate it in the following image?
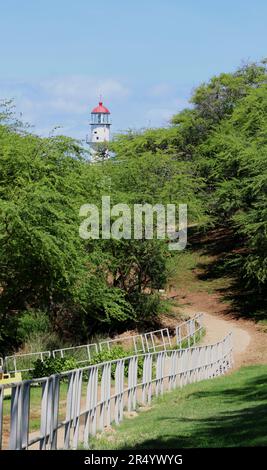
[1,60,266,355]
[0,105,173,354]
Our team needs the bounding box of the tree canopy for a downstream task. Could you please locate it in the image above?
[0,60,266,355]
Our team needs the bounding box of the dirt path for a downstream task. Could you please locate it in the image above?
[167,287,267,369]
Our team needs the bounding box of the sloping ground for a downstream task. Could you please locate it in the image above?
[166,237,267,367]
[88,241,267,450]
[91,364,267,449]
[170,287,267,368]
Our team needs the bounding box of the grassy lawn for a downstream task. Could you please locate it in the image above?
[91,365,267,449]
[167,250,232,295]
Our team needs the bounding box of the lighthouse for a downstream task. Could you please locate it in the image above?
[89,100,111,140]
[87,100,111,160]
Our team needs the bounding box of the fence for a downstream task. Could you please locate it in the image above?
[3,314,204,374]
[4,351,51,374]
[0,331,233,450]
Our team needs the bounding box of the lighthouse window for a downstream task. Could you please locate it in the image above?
[96,137,99,140]
[98,114,101,123]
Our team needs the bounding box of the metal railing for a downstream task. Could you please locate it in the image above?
[0,331,233,450]
[98,327,172,353]
[52,343,98,363]
[3,314,204,373]
[4,351,51,374]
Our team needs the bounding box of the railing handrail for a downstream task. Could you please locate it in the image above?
[0,331,231,388]
[0,328,233,450]
[3,313,204,373]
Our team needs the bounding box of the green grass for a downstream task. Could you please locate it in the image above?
[167,250,232,294]
[91,365,267,449]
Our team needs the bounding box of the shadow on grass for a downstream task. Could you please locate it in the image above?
[190,227,267,321]
[119,373,267,449]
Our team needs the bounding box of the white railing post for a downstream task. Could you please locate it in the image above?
[141,355,147,404]
[99,364,108,431]
[114,360,122,424]
[155,353,161,396]
[127,357,134,412]
[9,382,30,450]
[72,370,83,449]
[84,366,97,448]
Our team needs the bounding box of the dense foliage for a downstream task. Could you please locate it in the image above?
[1,60,266,355]
[110,60,267,315]
[0,100,200,355]
[31,356,79,378]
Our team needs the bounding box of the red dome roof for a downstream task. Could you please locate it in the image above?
[91,101,110,114]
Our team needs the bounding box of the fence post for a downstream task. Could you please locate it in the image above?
[21,382,30,449]
[144,334,150,352]
[170,351,177,390]
[72,370,83,449]
[9,382,31,450]
[92,367,98,436]
[9,384,21,449]
[127,358,132,411]
[161,330,166,351]
[44,375,59,450]
[119,360,125,421]
[150,333,156,352]
[179,350,184,388]
[147,354,153,404]
[190,348,195,383]
[157,352,164,395]
[133,337,137,354]
[115,360,122,424]
[132,356,138,410]
[84,366,97,448]
[99,364,107,431]
[193,319,196,345]
[140,335,145,353]
[162,352,165,394]
[106,363,111,427]
[166,328,172,348]
[63,372,74,450]
[86,345,91,361]
[141,355,147,404]
[229,332,234,369]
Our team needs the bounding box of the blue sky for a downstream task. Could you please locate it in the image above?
[0,0,266,140]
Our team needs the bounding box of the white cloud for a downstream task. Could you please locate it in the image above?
[0,76,130,137]
[40,76,130,113]
[0,76,190,137]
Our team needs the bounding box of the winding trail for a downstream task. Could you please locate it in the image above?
[186,308,251,369]
[166,286,267,369]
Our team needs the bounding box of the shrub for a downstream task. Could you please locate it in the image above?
[17,310,50,342]
[90,345,144,379]
[31,356,78,378]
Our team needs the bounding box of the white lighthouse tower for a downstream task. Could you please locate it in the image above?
[88,100,111,160]
[90,100,111,139]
